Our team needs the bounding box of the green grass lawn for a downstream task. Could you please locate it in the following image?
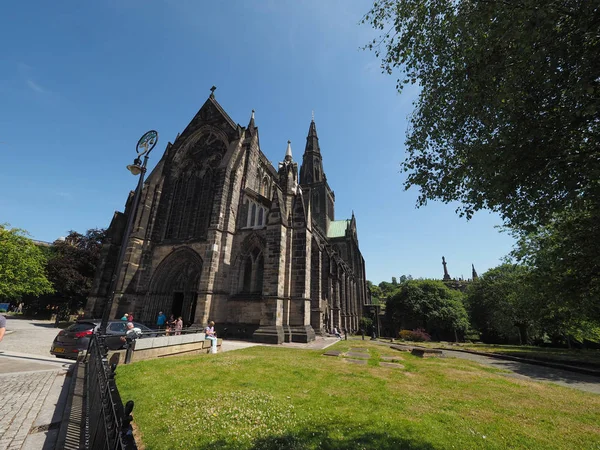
[117,340,600,450]
[417,342,600,367]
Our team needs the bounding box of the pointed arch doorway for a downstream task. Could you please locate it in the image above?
[145,248,203,326]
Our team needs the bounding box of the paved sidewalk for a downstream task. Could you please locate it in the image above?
[0,318,63,358]
[0,352,74,450]
[369,340,600,394]
[443,349,600,395]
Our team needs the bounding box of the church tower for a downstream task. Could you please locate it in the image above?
[299,119,335,233]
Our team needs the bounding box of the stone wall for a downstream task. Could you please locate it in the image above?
[108,334,222,364]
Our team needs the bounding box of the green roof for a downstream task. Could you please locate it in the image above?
[327,220,350,238]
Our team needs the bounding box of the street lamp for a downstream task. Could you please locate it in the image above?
[100,130,158,334]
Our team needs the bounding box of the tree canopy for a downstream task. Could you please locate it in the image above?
[465,264,539,344]
[0,224,54,300]
[363,0,600,230]
[46,229,106,305]
[386,279,469,340]
[22,228,107,316]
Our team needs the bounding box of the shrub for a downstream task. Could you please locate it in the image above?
[399,328,431,342]
[0,309,6,313]
[359,317,374,334]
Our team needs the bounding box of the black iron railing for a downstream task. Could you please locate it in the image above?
[85,334,137,450]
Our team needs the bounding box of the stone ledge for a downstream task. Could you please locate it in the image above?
[134,333,206,350]
[107,338,223,364]
[411,348,443,358]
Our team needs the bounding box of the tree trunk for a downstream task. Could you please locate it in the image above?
[516,323,528,345]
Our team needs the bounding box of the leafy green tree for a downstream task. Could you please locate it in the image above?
[0,224,54,300]
[465,264,540,344]
[48,229,106,312]
[510,211,600,344]
[367,280,383,300]
[363,1,600,331]
[23,228,106,317]
[386,279,469,341]
[378,280,400,298]
[359,316,374,335]
[398,274,413,284]
[512,208,600,322]
[363,1,600,230]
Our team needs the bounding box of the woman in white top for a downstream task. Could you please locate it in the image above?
[205,321,218,353]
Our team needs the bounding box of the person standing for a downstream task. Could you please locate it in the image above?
[127,312,134,322]
[0,314,6,343]
[121,313,129,321]
[205,320,218,354]
[175,317,183,336]
[156,311,166,330]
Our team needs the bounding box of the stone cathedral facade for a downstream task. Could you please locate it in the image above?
[86,92,368,344]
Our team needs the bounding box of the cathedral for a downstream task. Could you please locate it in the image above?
[86,91,368,344]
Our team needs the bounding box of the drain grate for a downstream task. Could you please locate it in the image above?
[29,421,61,434]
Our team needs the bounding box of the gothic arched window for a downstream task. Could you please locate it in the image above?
[258,208,264,226]
[250,204,256,226]
[254,251,264,292]
[243,256,253,292]
[239,247,264,294]
[164,132,224,241]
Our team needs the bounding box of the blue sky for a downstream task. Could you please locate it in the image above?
[0,0,514,282]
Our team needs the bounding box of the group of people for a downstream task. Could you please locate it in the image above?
[2,303,23,314]
[156,312,218,353]
[155,311,184,336]
[117,310,219,353]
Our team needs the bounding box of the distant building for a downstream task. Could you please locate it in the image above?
[31,239,52,247]
[86,91,368,344]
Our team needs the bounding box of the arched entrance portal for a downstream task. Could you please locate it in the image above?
[144,248,203,326]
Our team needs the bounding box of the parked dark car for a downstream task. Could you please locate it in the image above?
[50,319,156,359]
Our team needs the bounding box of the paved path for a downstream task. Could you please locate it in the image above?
[0,318,74,450]
[0,318,63,358]
[443,349,600,394]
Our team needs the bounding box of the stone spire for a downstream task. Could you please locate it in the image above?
[442,256,451,281]
[472,264,478,280]
[299,118,324,185]
[305,119,321,155]
[279,140,298,194]
[247,109,256,135]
